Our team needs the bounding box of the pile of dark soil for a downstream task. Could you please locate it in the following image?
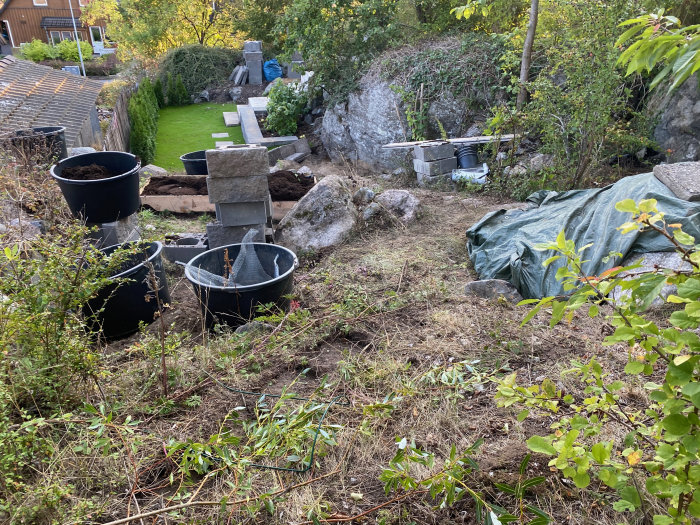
[142,176,208,196]
[61,164,119,180]
[268,171,314,200]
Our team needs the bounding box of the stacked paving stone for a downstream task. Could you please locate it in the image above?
[413,141,457,186]
[244,40,264,86]
[205,146,272,247]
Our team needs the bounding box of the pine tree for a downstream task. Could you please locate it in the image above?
[174,74,190,105]
[153,77,165,108]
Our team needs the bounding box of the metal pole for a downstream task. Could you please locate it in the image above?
[67,0,86,77]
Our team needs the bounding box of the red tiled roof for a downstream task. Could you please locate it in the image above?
[0,57,103,146]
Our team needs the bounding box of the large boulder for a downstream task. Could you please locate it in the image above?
[375,190,420,223]
[650,73,700,162]
[275,175,358,253]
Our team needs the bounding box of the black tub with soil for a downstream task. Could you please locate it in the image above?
[142,176,208,196]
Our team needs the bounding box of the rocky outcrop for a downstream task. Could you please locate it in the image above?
[275,175,358,253]
[650,73,700,162]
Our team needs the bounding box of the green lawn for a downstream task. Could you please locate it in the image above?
[153,103,244,172]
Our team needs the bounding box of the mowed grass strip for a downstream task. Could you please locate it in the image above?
[153,103,244,172]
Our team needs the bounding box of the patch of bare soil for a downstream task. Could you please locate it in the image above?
[141,175,208,196]
[61,163,119,180]
[92,157,631,525]
[268,170,314,200]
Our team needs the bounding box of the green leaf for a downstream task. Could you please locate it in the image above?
[591,442,610,464]
[265,499,274,515]
[661,414,691,435]
[615,199,638,213]
[673,229,695,246]
[572,471,590,488]
[517,409,529,422]
[526,436,556,455]
[588,304,599,318]
[625,360,645,374]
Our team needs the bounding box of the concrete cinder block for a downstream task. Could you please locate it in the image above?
[654,162,700,201]
[243,40,262,52]
[162,233,208,264]
[207,175,270,203]
[87,214,140,247]
[244,51,263,62]
[215,201,268,227]
[206,221,265,248]
[268,143,297,165]
[416,172,448,187]
[414,141,455,162]
[413,157,458,176]
[206,146,269,178]
[247,60,263,85]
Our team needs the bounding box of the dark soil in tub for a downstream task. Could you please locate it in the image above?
[268,171,314,200]
[61,164,119,180]
[142,176,208,196]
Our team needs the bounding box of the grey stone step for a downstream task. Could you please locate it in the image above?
[238,105,264,144]
[223,112,240,126]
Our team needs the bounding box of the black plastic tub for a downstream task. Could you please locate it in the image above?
[50,151,141,223]
[185,243,298,328]
[0,126,68,162]
[86,241,171,340]
[457,144,479,169]
[180,150,208,175]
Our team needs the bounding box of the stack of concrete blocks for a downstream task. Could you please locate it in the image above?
[244,40,263,86]
[413,141,457,186]
[285,51,304,80]
[205,146,273,248]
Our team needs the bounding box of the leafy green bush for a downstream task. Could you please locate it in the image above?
[159,44,242,96]
[20,39,58,62]
[502,199,700,523]
[153,77,165,108]
[165,72,190,106]
[277,0,401,102]
[128,78,159,163]
[55,39,93,61]
[265,81,307,136]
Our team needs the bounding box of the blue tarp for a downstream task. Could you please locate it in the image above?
[264,59,283,82]
[466,172,700,299]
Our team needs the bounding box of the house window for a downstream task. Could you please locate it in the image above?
[49,31,61,44]
[61,31,73,41]
[32,0,48,6]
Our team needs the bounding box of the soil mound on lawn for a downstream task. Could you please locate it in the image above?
[268,171,314,200]
[61,164,119,180]
[142,176,208,196]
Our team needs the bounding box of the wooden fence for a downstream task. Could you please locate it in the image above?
[102,85,134,152]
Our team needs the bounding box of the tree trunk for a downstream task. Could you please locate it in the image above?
[516,0,539,111]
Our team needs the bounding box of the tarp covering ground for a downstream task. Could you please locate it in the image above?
[466,172,700,299]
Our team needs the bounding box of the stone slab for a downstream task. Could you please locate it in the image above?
[268,143,297,165]
[243,51,263,62]
[257,136,299,148]
[285,151,309,163]
[215,141,234,148]
[294,137,311,155]
[215,201,268,227]
[247,60,263,85]
[207,175,270,203]
[223,112,240,126]
[414,141,454,162]
[248,97,269,113]
[653,162,700,201]
[413,157,457,176]
[243,40,262,52]
[228,65,242,81]
[206,221,265,248]
[212,132,229,138]
[238,105,264,144]
[86,214,140,247]
[206,146,269,178]
[416,172,449,187]
[234,66,248,86]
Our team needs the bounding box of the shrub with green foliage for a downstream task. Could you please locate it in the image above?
[153,77,165,107]
[503,198,700,524]
[158,44,242,96]
[265,82,307,136]
[277,0,401,102]
[55,39,93,61]
[165,73,190,106]
[128,77,159,163]
[20,39,58,61]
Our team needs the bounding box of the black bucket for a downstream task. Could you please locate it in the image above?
[185,243,298,328]
[0,126,68,162]
[180,150,208,175]
[456,144,479,169]
[50,151,141,223]
[86,241,171,340]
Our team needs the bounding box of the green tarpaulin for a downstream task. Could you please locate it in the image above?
[466,173,700,299]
